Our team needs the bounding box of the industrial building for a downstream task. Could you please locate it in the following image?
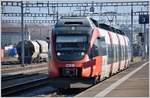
[1,23,52,48]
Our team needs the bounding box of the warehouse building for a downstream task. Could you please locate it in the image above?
[1,23,52,48]
[1,27,30,48]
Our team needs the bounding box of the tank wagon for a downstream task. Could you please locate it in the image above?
[48,16,131,84]
[16,40,48,64]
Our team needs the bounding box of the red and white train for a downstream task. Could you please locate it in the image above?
[48,16,131,83]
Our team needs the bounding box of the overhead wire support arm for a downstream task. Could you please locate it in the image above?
[1,1,149,24]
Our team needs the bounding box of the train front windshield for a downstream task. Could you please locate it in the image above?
[55,35,88,61]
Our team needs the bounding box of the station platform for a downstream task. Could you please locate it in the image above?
[76,61,149,97]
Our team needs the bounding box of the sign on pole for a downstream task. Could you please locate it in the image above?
[139,14,149,24]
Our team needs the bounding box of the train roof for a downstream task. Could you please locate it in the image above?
[89,17,125,35]
[55,16,125,35]
[55,16,95,27]
[98,23,125,35]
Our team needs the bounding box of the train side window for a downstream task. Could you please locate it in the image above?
[127,46,129,60]
[114,44,117,62]
[118,44,122,61]
[97,36,107,56]
[125,46,127,60]
[121,46,123,60]
[125,46,126,60]
[108,44,113,64]
[121,45,125,60]
[123,46,126,60]
[116,44,119,62]
[113,44,116,62]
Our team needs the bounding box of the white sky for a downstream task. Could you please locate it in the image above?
[49,0,149,3]
[1,0,149,2]
[1,0,149,25]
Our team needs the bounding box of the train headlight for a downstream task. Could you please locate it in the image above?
[81,52,84,56]
[57,52,61,56]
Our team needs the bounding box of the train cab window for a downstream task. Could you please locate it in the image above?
[55,35,88,61]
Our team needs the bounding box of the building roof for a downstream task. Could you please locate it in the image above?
[1,23,52,33]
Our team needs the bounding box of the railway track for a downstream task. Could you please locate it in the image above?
[48,60,145,97]
[2,63,47,74]
[2,77,51,96]
[1,61,20,65]
[2,67,48,77]
[2,59,143,97]
[2,73,39,81]
[2,62,47,69]
[2,72,88,97]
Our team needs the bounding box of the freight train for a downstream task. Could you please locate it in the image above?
[48,16,131,84]
[16,40,48,64]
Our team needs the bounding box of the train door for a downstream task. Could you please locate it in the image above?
[123,37,127,68]
[96,36,108,80]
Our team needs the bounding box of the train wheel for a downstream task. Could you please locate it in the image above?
[98,75,101,82]
[93,78,97,85]
[109,72,112,77]
[93,75,100,85]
